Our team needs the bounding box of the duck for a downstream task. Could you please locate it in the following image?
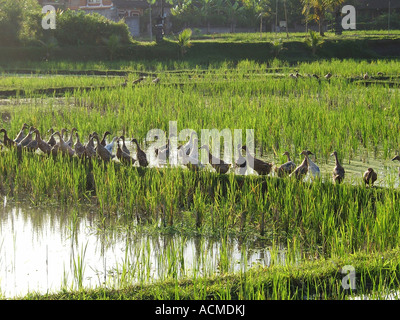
[200,144,231,174]
[306,150,320,179]
[275,151,296,177]
[17,126,36,148]
[13,123,29,144]
[53,131,75,157]
[24,132,39,152]
[74,132,86,158]
[152,77,160,84]
[47,128,57,147]
[330,151,345,184]
[363,168,377,187]
[116,138,135,165]
[234,144,247,175]
[289,73,297,79]
[31,128,52,155]
[312,74,320,79]
[241,145,272,175]
[0,128,16,148]
[377,72,384,77]
[155,138,170,162]
[363,72,369,80]
[100,131,112,147]
[324,72,332,80]
[121,79,128,87]
[132,77,144,85]
[391,155,400,178]
[180,131,197,156]
[84,134,96,159]
[289,150,309,180]
[92,133,112,163]
[131,138,149,167]
[60,128,69,142]
[66,128,78,147]
[104,136,118,155]
[119,135,130,155]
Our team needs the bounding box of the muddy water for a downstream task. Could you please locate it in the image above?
[0,199,285,298]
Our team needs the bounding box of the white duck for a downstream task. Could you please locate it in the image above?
[306,150,320,179]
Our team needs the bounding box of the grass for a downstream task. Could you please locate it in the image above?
[20,247,400,300]
[1,55,400,299]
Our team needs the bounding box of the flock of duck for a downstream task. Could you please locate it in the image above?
[1,123,398,187]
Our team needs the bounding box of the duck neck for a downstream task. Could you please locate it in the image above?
[285,153,291,162]
[334,153,340,166]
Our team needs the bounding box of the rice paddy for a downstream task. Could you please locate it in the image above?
[1,57,400,300]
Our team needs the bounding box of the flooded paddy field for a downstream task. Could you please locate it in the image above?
[1,59,400,300]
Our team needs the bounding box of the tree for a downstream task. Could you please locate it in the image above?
[242,0,271,38]
[301,0,344,36]
[177,28,192,57]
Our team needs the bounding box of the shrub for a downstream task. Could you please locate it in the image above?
[53,10,132,46]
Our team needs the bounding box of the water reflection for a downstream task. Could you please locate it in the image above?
[0,200,285,298]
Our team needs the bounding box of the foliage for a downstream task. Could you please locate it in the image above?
[304,29,323,54]
[53,10,131,46]
[178,28,193,57]
[0,0,42,45]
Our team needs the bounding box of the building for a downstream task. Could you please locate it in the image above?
[37,0,150,37]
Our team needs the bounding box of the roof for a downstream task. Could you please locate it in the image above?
[112,0,149,9]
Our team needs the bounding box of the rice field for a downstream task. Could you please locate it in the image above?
[1,57,400,300]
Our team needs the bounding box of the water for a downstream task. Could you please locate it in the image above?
[0,200,286,299]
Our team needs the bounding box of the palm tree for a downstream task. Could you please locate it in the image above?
[301,0,344,36]
[178,28,192,58]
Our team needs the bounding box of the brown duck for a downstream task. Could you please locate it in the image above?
[363,168,377,187]
[131,138,149,167]
[84,134,96,159]
[200,144,231,174]
[47,128,57,147]
[241,145,272,175]
[0,128,16,148]
[119,135,130,155]
[74,132,86,158]
[30,129,51,155]
[275,151,296,177]
[13,123,29,144]
[66,128,78,147]
[17,126,36,147]
[132,77,144,85]
[116,138,136,165]
[289,150,309,180]
[100,131,112,147]
[92,133,112,162]
[331,151,345,184]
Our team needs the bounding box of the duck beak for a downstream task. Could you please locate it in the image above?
[391,156,398,161]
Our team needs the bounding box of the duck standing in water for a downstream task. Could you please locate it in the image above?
[131,138,149,167]
[391,155,400,178]
[275,151,296,177]
[47,128,57,147]
[116,138,136,166]
[92,133,112,163]
[331,151,345,184]
[200,144,231,174]
[306,150,320,179]
[241,145,272,176]
[234,144,247,175]
[0,128,16,148]
[74,132,86,158]
[363,168,377,187]
[289,150,309,180]
[13,123,29,144]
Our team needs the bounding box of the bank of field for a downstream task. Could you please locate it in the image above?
[1,58,400,299]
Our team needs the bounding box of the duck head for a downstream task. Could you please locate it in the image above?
[391,155,400,162]
[330,151,337,157]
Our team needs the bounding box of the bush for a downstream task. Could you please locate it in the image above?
[0,0,42,45]
[53,10,132,46]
